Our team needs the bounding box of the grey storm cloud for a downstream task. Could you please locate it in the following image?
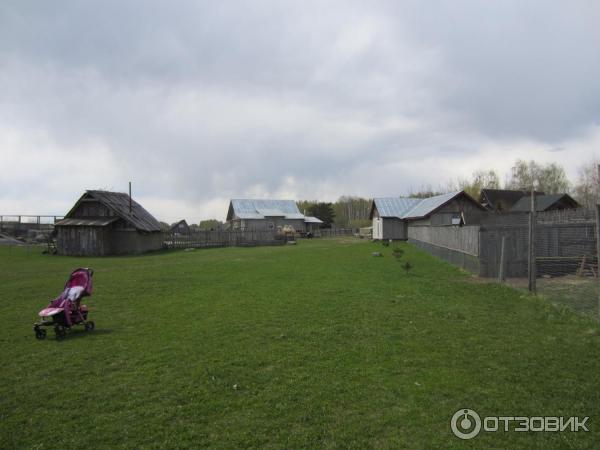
[1,0,599,220]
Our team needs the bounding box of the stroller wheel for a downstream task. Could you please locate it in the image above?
[35,328,47,340]
[54,325,66,339]
[85,321,95,332]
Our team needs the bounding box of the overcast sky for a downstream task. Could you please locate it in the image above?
[1,1,599,223]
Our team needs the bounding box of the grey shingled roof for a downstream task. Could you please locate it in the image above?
[61,190,162,232]
[55,217,119,227]
[510,194,579,212]
[372,197,422,218]
[229,199,304,220]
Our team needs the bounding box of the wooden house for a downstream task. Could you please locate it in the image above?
[369,197,421,240]
[479,189,578,213]
[371,192,487,240]
[55,190,163,256]
[509,193,580,212]
[226,199,307,232]
[479,189,538,212]
[170,220,190,235]
[404,191,487,228]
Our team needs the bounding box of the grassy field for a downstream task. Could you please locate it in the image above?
[1,239,599,449]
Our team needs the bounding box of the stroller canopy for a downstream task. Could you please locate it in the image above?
[64,268,93,297]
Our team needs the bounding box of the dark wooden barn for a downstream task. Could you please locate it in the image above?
[55,190,163,256]
[509,193,580,212]
[170,220,190,235]
[479,189,579,213]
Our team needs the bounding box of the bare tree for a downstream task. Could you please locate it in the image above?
[506,160,569,193]
[458,170,500,198]
[573,159,600,208]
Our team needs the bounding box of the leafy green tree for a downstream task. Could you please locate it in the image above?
[458,170,500,198]
[539,162,570,194]
[307,202,336,228]
[297,200,316,217]
[199,219,223,230]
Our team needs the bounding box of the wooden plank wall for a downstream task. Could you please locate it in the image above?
[407,225,480,256]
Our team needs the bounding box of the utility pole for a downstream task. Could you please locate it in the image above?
[528,187,537,293]
[498,235,506,283]
[596,164,600,321]
[129,181,132,214]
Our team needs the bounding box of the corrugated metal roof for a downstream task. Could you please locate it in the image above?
[373,197,422,218]
[402,191,461,219]
[374,192,481,220]
[304,216,323,223]
[230,199,303,220]
[256,208,286,217]
[55,217,119,227]
[63,190,162,232]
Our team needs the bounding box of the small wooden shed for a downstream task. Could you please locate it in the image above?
[55,190,163,256]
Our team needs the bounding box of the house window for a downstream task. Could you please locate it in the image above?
[451,212,465,226]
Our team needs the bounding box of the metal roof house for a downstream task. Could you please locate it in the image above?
[226,199,309,232]
[55,190,163,256]
[370,191,487,240]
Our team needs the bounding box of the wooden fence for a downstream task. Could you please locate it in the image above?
[314,228,355,237]
[164,227,356,249]
[164,230,285,249]
[407,225,480,256]
[0,215,63,235]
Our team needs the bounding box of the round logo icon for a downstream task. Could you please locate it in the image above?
[451,409,482,440]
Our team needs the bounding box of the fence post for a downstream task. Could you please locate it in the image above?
[498,235,506,283]
[528,190,537,294]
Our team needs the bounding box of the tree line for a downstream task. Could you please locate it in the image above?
[412,158,598,209]
[301,158,599,228]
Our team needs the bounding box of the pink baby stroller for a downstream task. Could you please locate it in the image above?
[33,268,95,340]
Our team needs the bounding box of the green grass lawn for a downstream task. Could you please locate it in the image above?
[1,239,599,449]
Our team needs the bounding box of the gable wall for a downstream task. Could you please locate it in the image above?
[70,200,114,218]
[429,197,486,226]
